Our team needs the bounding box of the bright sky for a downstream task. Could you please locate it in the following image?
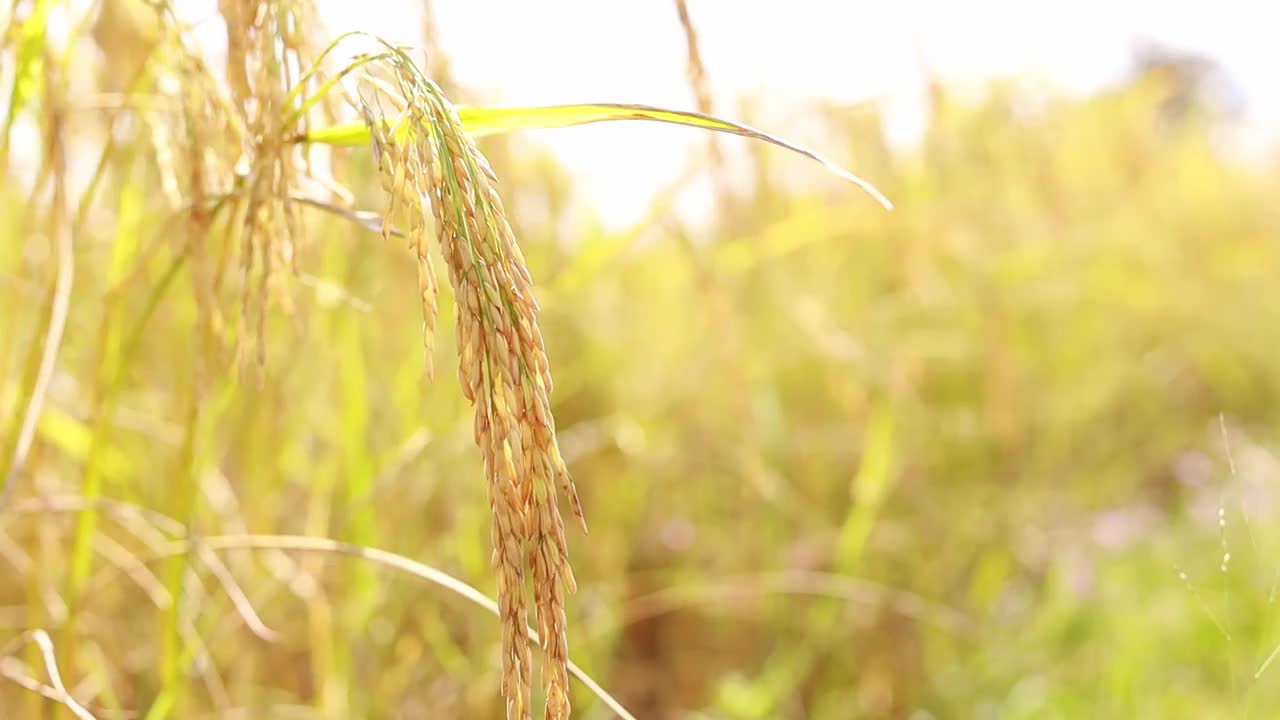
[190,1,1280,228]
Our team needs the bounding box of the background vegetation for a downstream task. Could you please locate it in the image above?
[3,2,1280,719]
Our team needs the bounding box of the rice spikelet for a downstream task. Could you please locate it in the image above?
[217,0,323,373]
[363,55,586,720]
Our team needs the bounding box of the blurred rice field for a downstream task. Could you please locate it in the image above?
[3,2,1280,719]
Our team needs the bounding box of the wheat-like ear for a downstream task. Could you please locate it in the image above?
[359,49,584,720]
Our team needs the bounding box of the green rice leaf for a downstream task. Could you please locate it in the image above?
[299,103,892,209]
[299,118,379,147]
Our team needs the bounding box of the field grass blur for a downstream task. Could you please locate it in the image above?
[3,3,1280,719]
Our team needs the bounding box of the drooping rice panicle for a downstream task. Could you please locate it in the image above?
[362,54,586,720]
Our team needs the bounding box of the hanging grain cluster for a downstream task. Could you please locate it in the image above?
[362,52,587,720]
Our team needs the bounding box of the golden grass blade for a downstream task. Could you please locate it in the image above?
[92,533,173,610]
[0,100,73,512]
[196,545,283,643]
[290,194,403,238]
[0,662,111,718]
[6,495,187,539]
[0,630,99,720]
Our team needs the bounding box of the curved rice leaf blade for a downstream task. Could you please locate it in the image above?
[299,103,892,209]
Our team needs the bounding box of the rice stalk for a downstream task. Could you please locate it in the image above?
[218,0,320,373]
[356,49,586,720]
[0,44,72,513]
[672,0,731,222]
